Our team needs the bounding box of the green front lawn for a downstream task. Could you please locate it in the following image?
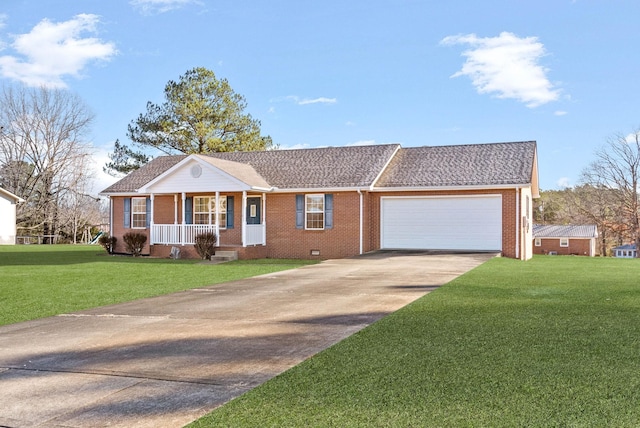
[190,256,640,427]
[0,245,315,326]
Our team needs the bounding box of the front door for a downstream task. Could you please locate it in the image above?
[246,197,261,225]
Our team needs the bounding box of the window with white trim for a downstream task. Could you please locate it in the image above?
[193,196,226,227]
[131,197,147,228]
[305,194,325,230]
[534,238,541,247]
[559,238,569,247]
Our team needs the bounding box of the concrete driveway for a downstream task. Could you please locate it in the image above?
[0,251,493,427]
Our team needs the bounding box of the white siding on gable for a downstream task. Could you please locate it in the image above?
[381,195,502,251]
[146,160,250,193]
[0,193,18,245]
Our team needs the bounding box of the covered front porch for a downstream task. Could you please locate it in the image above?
[148,191,266,247]
[138,154,273,251]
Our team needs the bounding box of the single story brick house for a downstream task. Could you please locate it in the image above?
[100,141,539,260]
[0,187,24,245]
[532,224,598,256]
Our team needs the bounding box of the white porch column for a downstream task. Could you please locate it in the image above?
[262,192,266,245]
[215,191,220,245]
[149,194,155,244]
[173,195,178,225]
[242,191,247,247]
[181,192,186,246]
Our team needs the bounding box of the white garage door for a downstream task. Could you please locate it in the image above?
[381,196,502,251]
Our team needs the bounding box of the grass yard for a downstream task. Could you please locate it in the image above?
[189,255,640,427]
[0,245,315,326]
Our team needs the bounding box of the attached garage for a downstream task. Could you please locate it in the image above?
[380,195,502,252]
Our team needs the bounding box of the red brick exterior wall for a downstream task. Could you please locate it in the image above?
[533,238,594,256]
[265,192,361,259]
[111,197,152,255]
[110,187,523,260]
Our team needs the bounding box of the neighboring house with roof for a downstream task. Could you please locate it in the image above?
[100,141,539,260]
[532,224,598,257]
[0,187,24,245]
[612,244,637,258]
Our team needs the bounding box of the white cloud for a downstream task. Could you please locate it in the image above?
[556,177,571,188]
[624,131,640,143]
[0,14,117,88]
[554,110,568,116]
[89,145,120,195]
[441,32,560,107]
[130,0,203,14]
[271,95,337,106]
[347,140,377,147]
[277,143,312,150]
[298,97,337,105]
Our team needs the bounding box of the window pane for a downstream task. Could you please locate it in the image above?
[193,196,227,226]
[306,194,325,229]
[194,213,209,225]
[132,198,146,228]
[306,212,324,229]
[194,197,208,213]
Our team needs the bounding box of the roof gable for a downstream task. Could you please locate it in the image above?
[138,155,270,193]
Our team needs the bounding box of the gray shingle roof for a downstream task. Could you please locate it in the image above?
[100,141,538,194]
[375,141,537,187]
[197,155,271,189]
[101,155,186,193]
[533,224,598,238]
[205,144,400,189]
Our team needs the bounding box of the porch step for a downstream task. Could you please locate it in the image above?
[211,250,238,262]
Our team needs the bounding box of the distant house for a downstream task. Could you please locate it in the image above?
[0,187,24,245]
[533,224,598,257]
[612,244,637,258]
[100,141,540,260]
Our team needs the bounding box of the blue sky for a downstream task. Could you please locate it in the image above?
[1,0,639,194]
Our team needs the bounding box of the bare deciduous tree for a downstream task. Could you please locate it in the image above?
[0,85,95,242]
[581,130,640,256]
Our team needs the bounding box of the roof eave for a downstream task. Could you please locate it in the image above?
[0,187,25,203]
[370,183,535,192]
[271,186,371,193]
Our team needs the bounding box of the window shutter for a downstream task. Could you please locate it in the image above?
[295,195,304,229]
[325,194,333,229]
[226,196,234,229]
[185,197,193,224]
[146,197,151,228]
[124,198,131,228]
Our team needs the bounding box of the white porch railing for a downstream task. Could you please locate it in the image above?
[151,224,215,245]
[151,224,265,246]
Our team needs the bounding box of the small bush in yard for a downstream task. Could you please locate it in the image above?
[194,231,217,260]
[123,232,147,257]
[97,234,117,254]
